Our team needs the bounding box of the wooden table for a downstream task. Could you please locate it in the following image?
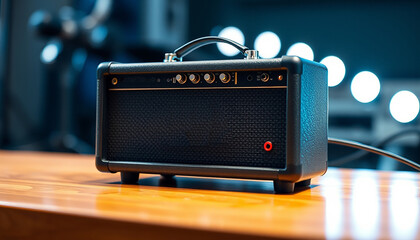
[0,150,419,239]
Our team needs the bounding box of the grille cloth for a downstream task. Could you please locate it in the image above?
[105,88,287,168]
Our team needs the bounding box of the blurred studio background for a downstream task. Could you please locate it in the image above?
[1,0,419,171]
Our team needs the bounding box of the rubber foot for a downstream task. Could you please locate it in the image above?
[295,179,311,187]
[273,180,295,194]
[121,172,139,184]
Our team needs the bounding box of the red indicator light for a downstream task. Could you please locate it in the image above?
[264,141,273,151]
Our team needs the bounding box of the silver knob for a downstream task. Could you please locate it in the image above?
[219,73,231,83]
[175,74,187,84]
[204,73,215,84]
[189,74,200,84]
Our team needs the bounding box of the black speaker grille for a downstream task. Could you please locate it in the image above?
[105,88,287,169]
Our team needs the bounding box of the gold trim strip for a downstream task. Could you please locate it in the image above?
[108,86,287,91]
[235,72,237,85]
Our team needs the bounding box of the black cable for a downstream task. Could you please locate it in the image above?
[328,137,420,171]
[329,129,420,166]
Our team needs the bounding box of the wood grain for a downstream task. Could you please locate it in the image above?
[0,150,419,239]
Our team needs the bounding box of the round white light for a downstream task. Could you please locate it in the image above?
[320,56,346,87]
[351,71,381,103]
[41,43,60,64]
[286,42,314,61]
[217,26,245,57]
[389,91,419,123]
[254,31,281,58]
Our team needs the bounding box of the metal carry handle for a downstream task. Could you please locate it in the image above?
[164,36,259,62]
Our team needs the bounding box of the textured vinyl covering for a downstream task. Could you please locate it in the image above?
[299,59,328,177]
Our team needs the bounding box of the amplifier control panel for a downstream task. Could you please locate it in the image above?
[107,69,287,90]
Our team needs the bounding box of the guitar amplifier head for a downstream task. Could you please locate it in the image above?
[96,37,328,193]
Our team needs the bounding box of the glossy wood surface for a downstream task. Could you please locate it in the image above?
[0,150,419,239]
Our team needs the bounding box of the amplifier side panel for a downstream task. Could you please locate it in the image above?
[96,62,112,172]
[300,59,328,178]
